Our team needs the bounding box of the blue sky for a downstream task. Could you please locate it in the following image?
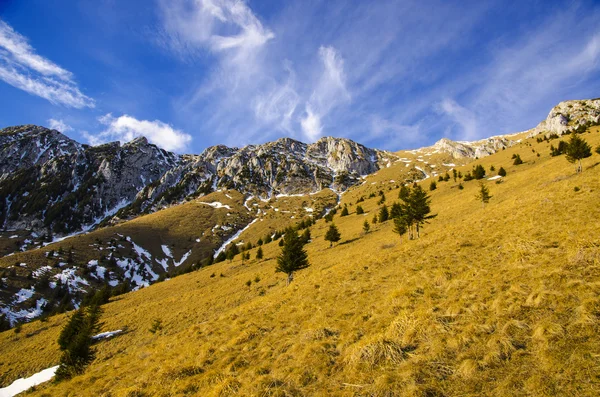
[0,0,599,153]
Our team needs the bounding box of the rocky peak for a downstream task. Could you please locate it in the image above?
[527,98,600,138]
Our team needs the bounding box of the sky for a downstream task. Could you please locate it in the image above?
[0,0,599,153]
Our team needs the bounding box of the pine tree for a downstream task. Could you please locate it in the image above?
[565,133,592,173]
[513,154,523,165]
[356,205,364,215]
[300,228,311,245]
[399,185,410,201]
[475,182,492,208]
[595,145,600,155]
[452,169,458,182]
[275,228,309,285]
[393,216,408,242]
[363,220,370,234]
[264,234,272,244]
[56,305,103,380]
[256,247,263,260]
[372,214,378,224]
[405,185,436,238]
[473,164,486,179]
[379,205,389,222]
[257,238,263,246]
[498,167,507,177]
[390,202,403,219]
[429,181,437,191]
[340,205,349,217]
[324,224,341,247]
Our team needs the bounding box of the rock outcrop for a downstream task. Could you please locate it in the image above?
[526,98,600,138]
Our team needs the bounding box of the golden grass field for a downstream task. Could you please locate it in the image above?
[1,128,599,396]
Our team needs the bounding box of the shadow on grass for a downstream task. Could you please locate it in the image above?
[339,238,361,246]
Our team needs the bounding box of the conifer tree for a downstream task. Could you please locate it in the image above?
[340,205,349,217]
[325,224,341,247]
[452,169,458,182]
[430,181,437,191]
[473,164,486,179]
[356,205,364,215]
[513,154,523,165]
[475,182,492,208]
[372,214,378,224]
[399,185,410,201]
[300,228,311,245]
[256,247,263,260]
[56,305,103,380]
[257,238,263,246]
[498,167,507,177]
[596,145,600,155]
[363,220,370,234]
[405,185,436,238]
[264,234,272,244]
[276,228,309,285]
[390,202,403,219]
[379,205,389,222]
[393,216,408,242]
[565,133,592,173]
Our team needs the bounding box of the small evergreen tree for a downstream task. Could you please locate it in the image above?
[379,205,389,222]
[215,251,226,263]
[565,133,592,173]
[595,145,600,155]
[475,182,492,208]
[393,217,408,242]
[452,169,458,182]
[390,202,403,219]
[264,234,272,244]
[498,167,507,177]
[513,154,523,165]
[372,214,378,224]
[429,181,437,191]
[278,239,284,246]
[443,172,450,181]
[257,238,263,246]
[363,220,370,234]
[399,185,410,201]
[256,247,263,260]
[276,228,310,285]
[324,224,341,247]
[356,205,364,215]
[473,164,486,180]
[340,205,349,217]
[300,228,311,245]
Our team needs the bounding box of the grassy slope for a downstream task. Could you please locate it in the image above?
[1,129,599,396]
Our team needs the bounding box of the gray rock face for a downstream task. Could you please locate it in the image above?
[430,136,514,159]
[0,125,395,235]
[527,99,600,138]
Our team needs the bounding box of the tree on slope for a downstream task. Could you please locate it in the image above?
[475,182,492,208]
[276,228,310,285]
[56,304,103,380]
[565,134,592,173]
[407,185,437,238]
[393,216,408,242]
[325,224,341,247]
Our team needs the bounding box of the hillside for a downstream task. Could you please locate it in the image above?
[1,124,599,396]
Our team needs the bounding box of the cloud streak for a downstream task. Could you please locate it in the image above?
[0,20,94,108]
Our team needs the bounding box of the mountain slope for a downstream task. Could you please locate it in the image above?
[1,125,599,396]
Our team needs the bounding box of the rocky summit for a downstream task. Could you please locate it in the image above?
[0,126,395,237]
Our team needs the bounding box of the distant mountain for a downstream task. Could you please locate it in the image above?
[0,125,395,236]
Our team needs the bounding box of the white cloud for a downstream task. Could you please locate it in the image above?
[437,98,478,141]
[301,46,350,140]
[47,119,72,132]
[87,114,192,152]
[0,20,94,108]
[300,105,322,141]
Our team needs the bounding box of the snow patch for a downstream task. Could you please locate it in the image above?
[92,329,123,341]
[487,175,503,181]
[0,365,59,397]
[213,219,258,258]
[199,201,231,210]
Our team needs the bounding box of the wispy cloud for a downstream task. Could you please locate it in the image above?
[301,46,350,140]
[47,118,73,132]
[0,20,94,108]
[86,113,192,152]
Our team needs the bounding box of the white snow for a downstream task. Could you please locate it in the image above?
[199,201,231,210]
[213,219,258,258]
[13,288,35,303]
[487,175,503,181]
[92,329,123,341]
[161,245,173,258]
[54,268,89,292]
[174,250,191,267]
[304,207,314,212]
[0,365,59,397]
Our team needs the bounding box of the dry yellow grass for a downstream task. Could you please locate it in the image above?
[1,128,600,396]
